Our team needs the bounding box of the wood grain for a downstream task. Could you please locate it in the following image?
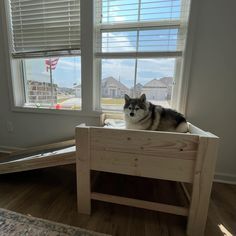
[76,126,91,214]
[91,150,195,183]
[187,136,219,236]
[91,127,199,160]
[0,147,75,174]
[91,192,189,216]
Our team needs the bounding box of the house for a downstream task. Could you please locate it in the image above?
[73,84,81,98]
[159,77,173,100]
[130,83,143,97]
[101,76,129,98]
[141,79,168,101]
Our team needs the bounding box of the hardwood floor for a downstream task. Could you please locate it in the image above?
[0,164,235,236]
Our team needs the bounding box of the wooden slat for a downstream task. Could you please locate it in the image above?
[91,127,199,160]
[0,147,75,174]
[91,150,195,183]
[187,136,219,236]
[76,126,91,214]
[91,192,189,216]
[8,139,75,158]
[179,182,191,202]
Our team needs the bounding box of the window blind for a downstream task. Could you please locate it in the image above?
[96,0,190,57]
[9,0,80,57]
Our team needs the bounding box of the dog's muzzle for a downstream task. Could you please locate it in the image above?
[130,112,134,117]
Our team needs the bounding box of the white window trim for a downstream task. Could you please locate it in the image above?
[96,0,199,115]
[1,0,199,117]
[1,0,101,117]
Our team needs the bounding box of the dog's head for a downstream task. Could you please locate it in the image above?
[123,94,149,121]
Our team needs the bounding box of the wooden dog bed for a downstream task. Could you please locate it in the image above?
[76,115,219,236]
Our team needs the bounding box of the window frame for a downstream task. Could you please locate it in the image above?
[1,0,197,117]
[95,0,191,113]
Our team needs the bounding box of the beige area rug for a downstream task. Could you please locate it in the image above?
[0,208,109,236]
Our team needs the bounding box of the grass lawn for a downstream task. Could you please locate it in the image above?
[57,98,69,103]
[101,98,124,105]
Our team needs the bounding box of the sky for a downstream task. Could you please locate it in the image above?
[24,0,182,89]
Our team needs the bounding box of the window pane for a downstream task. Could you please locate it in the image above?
[24,56,81,110]
[101,58,176,110]
[136,58,175,107]
[101,59,135,110]
[101,28,181,53]
[101,0,182,24]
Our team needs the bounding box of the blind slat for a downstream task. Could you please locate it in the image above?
[9,0,80,55]
[96,0,190,55]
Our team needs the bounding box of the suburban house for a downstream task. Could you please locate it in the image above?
[73,84,81,98]
[101,76,129,98]
[141,79,168,101]
[26,80,57,104]
[159,77,173,100]
[130,83,143,97]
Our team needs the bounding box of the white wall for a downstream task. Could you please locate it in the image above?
[186,0,236,181]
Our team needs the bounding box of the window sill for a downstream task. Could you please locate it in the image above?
[12,106,102,117]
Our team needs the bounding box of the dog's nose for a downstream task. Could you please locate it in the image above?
[130,112,134,117]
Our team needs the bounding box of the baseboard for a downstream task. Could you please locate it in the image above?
[214,172,236,185]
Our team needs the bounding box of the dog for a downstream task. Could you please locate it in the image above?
[123,94,188,133]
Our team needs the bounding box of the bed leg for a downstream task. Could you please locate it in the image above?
[76,126,91,215]
[187,137,219,236]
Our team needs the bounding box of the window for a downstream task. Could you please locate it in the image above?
[95,0,190,111]
[5,0,191,114]
[8,0,81,110]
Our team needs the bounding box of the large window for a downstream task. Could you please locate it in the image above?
[5,0,191,114]
[96,0,190,111]
[8,0,81,110]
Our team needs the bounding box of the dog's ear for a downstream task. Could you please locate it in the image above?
[124,94,130,103]
[140,94,146,102]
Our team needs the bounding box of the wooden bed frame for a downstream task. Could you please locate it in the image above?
[76,117,219,236]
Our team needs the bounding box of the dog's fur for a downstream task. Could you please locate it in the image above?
[124,94,188,133]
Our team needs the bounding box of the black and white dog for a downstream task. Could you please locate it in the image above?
[124,94,188,132]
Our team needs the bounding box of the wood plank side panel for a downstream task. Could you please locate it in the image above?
[91,127,199,160]
[76,126,91,215]
[91,192,189,216]
[90,127,198,183]
[91,150,195,183]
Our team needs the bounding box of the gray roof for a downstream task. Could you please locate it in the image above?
[143,79,167,88]
[73,84,81,88]
[102,77,129,90]
[159,77,173,86]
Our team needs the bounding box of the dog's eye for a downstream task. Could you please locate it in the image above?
[135,108,139,111]
[129,107,132,110]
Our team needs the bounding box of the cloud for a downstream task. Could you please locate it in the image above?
[57,60,81,71]
[102,58,175,88]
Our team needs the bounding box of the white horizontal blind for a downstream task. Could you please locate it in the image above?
[95,0,190,57]
[9,0,80,57]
